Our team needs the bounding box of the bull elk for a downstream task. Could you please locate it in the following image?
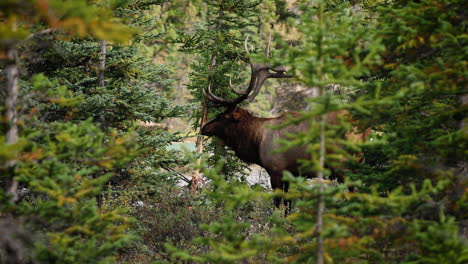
[201,38,369,210]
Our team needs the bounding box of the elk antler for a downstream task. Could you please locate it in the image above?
[205,36,292,107]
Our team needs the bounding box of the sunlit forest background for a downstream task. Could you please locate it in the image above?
[1,0,467,263]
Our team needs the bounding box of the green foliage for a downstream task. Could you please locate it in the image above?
[169,0,468,263]
[1,78,137,263]
[1,1,188,263]
[0,0,134,48]
[182,0,267,179]
[17,121,136,263]
[368,0,467,158]
[405,214,468,264]
[126,184,223,262]
[181,0,264,112]
[2,0,467,263]
[167,155,278,264]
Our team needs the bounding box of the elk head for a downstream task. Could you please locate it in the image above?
[201,37,292,138]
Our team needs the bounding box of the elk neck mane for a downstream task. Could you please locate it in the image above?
[222,109,277,166]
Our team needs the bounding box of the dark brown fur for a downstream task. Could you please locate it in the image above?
[202,108,302,166]
[202,107,370,209]
[201,108,306,209]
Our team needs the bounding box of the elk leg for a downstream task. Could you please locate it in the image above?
[330,168,356,192]
[270,173,284,209]
[283,181,292,215]
[274,196,282,208]
[270,173,292,215]
[330,168,345,183]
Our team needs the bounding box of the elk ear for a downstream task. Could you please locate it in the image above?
[232,112,242,120]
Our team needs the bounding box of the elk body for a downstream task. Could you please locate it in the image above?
[202,108,309,203]
[201,38,368,208]
[202,107,367,208]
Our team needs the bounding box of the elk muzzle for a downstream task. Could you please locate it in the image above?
[201,121,216,136]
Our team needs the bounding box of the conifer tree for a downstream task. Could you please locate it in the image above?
[181,0,267,182]
[170,0,468,263]
[1,1,185,263]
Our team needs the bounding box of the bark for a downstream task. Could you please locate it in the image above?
[315,83,326,264]
[316,4,325,263]
[316,112,326,264]
[5,48,20,202]
[98,40,107,87]
[265,32,272,58]
[3,28,56,202]
[97,40,108,132]
[460,93,468,175]
[191,6,223,193]
[458,91,468,239]
[96,40,107,208]
[192,97,209,194]
[191,53,217,194]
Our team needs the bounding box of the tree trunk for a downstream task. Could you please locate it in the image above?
[316,112,326,264]
[315,84,326,264]
[192,97,208,194]
[191,6,223,193]
[5,48,20,202]
[458,91,468,239]
[98,40,107,130]
[97,40,107,208]
[316,4,325,263]
[459,93,468,171]
[98,40,107,87]
[191,53,217,194]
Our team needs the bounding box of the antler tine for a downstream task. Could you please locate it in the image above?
[224,36,257,97]
[244,36,252,62]
[205,83,250,106]
[205,35,292,106]
[247,69,268,102]
[229,77,250,95]
[247,65,293,102]
[204,84,230,104]
[265,32,272,58]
